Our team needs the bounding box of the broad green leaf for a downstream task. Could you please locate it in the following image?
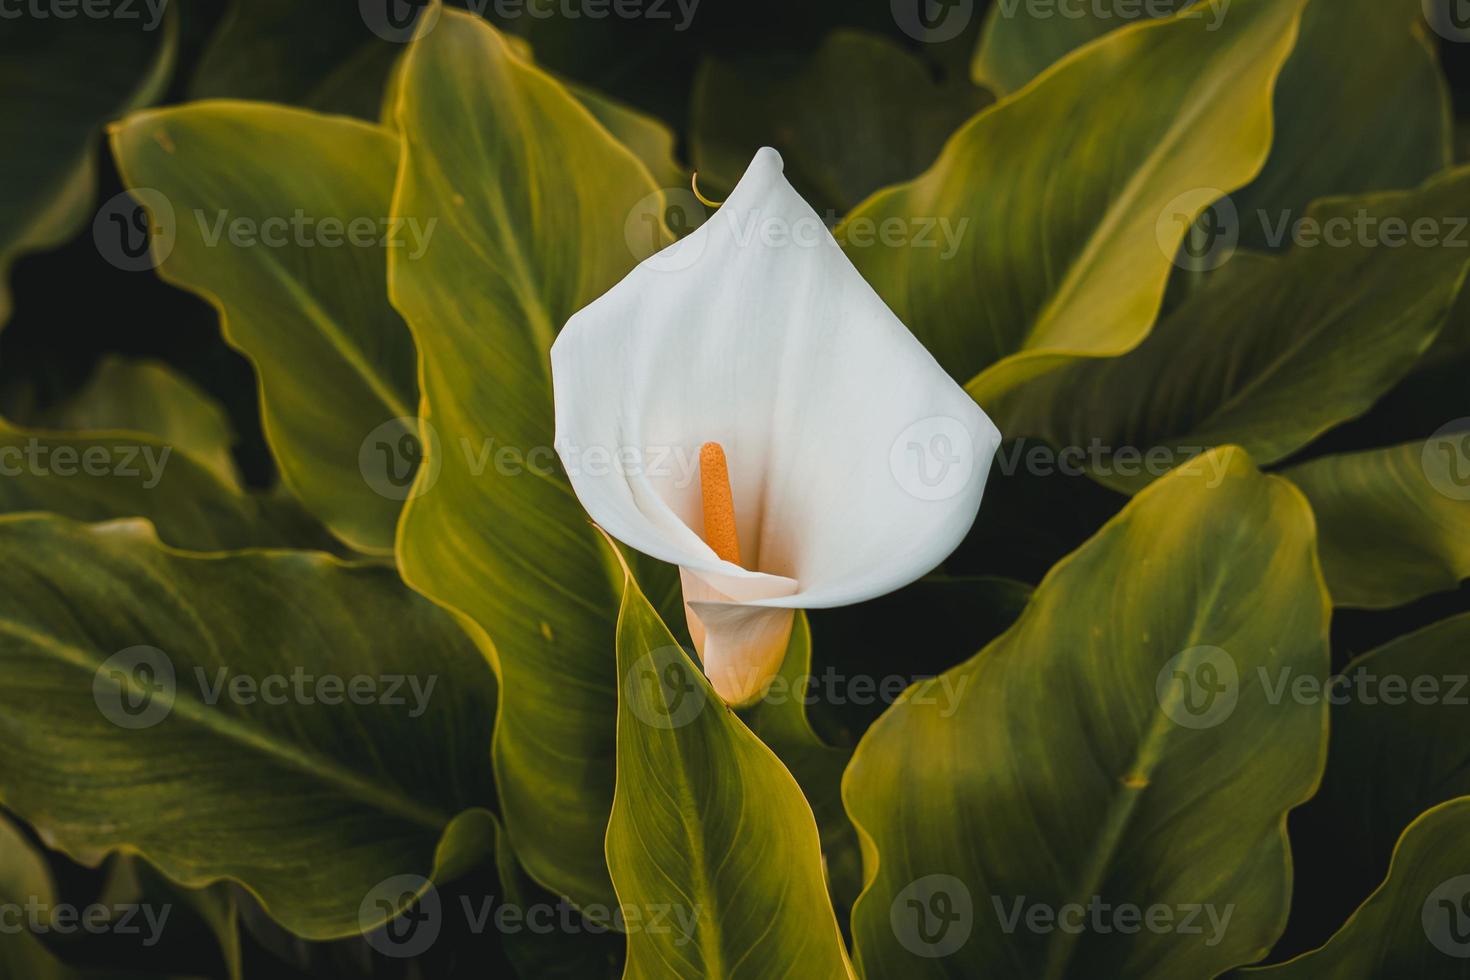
[1281,614,1470,957]
[110,103,417,554]
[842,0,1307,406]
[691,30,989,214]
[844,447,1330,978]
[0,7,176,327]
[607,558,854,979]
[193,0,682,192]
[0,514,497,940]
[387,8,670,909]
[1284,440,1470,607]
[1245,798,1470,978]
[973,0,1448,252]
[738,615,862,923]
[0,420,287,551]
[20,356,238,488]
[1231,0,1450,251]
[0,365,340,554]
[971,0,1190,94]
[995,172,1470,493]
[570,82,684,191]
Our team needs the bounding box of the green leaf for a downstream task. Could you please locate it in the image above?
[971,0,1190,94]
[973,0,1449,252]
[1231,0,1450,251]
[0,6,176,327]
[1281,614,1470,956]
[19,356,238,488]
[738,614,863,923]
[194,0,683,201]
[1244,797,1470,978]
[691,29,989,214]
[569,82,685,192]
[0,420,287,552]
[110,103,417,554]
[844,447,1330,978]
[995,171,1470,493]
[1284,440,1470,607]
[842,0,1307,406]
[0,514,497,940]
[607,556,855,979]
[387,8,670,909]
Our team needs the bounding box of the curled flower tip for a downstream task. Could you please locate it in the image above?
[691,171,725,208]
[699,442,741,566]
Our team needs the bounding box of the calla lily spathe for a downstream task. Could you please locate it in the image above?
[551,147,1001,705]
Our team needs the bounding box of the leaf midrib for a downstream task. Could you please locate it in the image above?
[252,247,416,423]
[1040,564,1231,979]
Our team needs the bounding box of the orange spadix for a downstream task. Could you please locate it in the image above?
[699,442,741,565]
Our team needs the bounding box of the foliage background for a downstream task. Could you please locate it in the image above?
[2,0,1470,977]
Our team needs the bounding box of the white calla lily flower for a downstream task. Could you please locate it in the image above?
[551,147,1001,706]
